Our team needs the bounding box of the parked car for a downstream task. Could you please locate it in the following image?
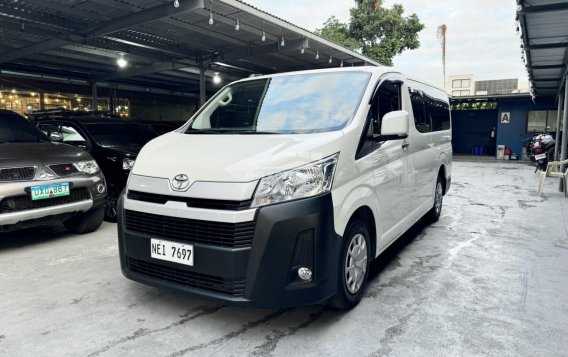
[138,121,182,135]
[117,67,452,309]
[0,110,106,233]
[33,116,160,222]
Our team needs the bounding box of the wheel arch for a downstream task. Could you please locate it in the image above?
[346,206,377,259]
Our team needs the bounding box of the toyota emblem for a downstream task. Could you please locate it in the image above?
[171,174,190,191]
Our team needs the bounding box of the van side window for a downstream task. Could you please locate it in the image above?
[374,81,401,134]
[409,89,431,133]
[426,95,451,131]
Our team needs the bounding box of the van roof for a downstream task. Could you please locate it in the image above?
[234,66,445,94]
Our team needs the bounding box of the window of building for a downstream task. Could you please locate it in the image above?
[452,90,471,97]
[527,110,564,133]
[452,79,471,89]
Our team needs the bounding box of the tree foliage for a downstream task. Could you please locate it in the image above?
[316,0,425,66]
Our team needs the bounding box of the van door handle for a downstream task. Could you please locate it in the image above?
[402,140,409,149]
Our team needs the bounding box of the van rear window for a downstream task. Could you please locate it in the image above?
[187,72,372,134]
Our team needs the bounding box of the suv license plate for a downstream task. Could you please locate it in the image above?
[535,153,546,160]
[31,183,70,201]
[151,239,194,266]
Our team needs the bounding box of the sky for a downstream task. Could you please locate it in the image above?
[245,0,528,88]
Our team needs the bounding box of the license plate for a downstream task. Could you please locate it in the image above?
[535,153,546,160]
[31,183,70,201]
[151,239,194,266]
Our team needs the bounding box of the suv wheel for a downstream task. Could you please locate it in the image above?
[64,206,104,234]
[328,219,371,310]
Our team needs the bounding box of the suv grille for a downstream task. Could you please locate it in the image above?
[127,190,252,211]
[0,187,91,214]
[0,167,35,181]
[124,210,255,248]
[126,257,246,296]
[48,164,80,177]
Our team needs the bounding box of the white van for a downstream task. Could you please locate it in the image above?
[118,67,452,310]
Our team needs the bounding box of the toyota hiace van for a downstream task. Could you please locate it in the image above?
[117,67,452,309]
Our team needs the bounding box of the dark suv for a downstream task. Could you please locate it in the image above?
[0,110,106,233]
[33,115,160,221]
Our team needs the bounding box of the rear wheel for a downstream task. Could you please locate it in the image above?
[328,219,371,310]
[426,175,444,222]
[64,206,104,234]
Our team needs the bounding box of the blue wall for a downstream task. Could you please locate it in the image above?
[495,98,556,157]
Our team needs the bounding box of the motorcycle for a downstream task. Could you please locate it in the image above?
[524,133,555,163]
[533,139,549,172]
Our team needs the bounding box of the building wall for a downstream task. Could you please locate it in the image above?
[495,97,557,157]
[446,74,475,97]
[475,79,518,95]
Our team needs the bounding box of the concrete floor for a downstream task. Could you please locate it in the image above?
[1,161,567,357]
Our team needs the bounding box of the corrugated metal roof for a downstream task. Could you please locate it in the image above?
[0,0,381,97]
[517,0,568,98]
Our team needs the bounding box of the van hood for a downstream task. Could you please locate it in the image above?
[0,142,92,168]
[132,131,343,182]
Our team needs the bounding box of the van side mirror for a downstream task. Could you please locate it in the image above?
[49,132,64,142]
[374,110,409,142]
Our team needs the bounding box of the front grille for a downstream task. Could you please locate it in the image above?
[126,257,246,296]
[0,167,35,181]
[0,187,91,214]
[127,190,252,211]
[124,210,255,248]
[48,164,80,177]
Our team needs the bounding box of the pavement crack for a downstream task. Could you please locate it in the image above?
[166,309,291,357]
[252,307,328,356]
[368,312,414,357]
[86,304,224,357]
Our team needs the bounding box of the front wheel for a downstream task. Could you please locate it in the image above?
[328,219,371,310]
[426,175,444,222]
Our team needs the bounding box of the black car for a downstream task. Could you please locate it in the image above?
[0,110,106,234]
[33,116,160,222]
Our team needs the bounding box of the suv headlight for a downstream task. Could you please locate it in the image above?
[74,160,100,174]
[123,158,135,171]
[251,153,339,208]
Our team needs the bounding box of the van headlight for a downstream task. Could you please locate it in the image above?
[123,158,135,170]
[251,154,339,208]
[74,160,100,174]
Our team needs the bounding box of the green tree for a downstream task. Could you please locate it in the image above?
[316,0,425,66]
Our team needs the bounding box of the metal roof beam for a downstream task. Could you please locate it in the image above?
[221,38,309,63]
[520,2,568,13]
[531,65,565,70]
[96,61,194,81]
[527,43,568,50]
[0,0,204,63]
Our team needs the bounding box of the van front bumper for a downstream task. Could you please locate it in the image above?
[118,192,341,308]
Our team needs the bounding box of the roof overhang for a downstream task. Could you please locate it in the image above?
[517,0,568,99]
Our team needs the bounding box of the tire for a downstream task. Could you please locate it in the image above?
[64,206,105,234]
[328,219,371,310]
[104,188,119,223]
[426,175,444,222]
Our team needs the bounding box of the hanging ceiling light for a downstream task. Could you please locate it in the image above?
[329,50,333,63]
[208,1,214,25]
[261,21,266,42]
[213,72,221,84]
[340,59,344,67]
[281,36,285,47]
[173,0,179,8]
[235,17,240,31]
[301,47,305,54]
[116,53,128,68]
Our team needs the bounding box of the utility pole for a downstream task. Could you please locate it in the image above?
[437,25,447,86]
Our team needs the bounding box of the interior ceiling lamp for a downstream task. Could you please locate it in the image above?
[235,17,240,31]
[280,29,285,47]
[261,21,266,42]
[329,49,333,64]
[208,1,214,25]
[213,72,221,84]
[117,53,128,68]
[173,0,179,8]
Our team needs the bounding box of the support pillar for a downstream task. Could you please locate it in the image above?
[554,91,562,161]
[199,58,206,108]
[91,82,98,111]
[560,75,568,192]
[109,87,116,114]
[39,91,45,110]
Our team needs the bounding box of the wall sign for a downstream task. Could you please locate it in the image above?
[501,112,510,124]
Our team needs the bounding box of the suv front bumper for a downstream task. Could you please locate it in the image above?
[118,192,342,308]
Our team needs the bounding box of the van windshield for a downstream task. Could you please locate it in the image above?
[187,71,371,134]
